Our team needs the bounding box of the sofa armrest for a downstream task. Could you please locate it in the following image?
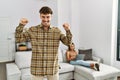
[6,63,21,80]
[92,56,103,63]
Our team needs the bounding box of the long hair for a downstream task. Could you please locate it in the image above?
[68,43,75,51]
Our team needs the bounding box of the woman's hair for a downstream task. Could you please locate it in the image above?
[39,6,53,14]
[68,42,75,51]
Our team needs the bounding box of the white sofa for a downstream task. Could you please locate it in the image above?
[6,48,120,80]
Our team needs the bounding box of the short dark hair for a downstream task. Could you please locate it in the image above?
[39,6,53,14]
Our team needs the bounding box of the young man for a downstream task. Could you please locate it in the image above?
[15,6,72,80]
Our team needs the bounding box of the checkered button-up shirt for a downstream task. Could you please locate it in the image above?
[15,24,72,76]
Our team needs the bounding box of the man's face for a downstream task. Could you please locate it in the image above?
[40,13,52,27]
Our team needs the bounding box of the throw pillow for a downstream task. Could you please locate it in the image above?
[15,51,32,69]
[76,54,85,60]
[78,49,93,60]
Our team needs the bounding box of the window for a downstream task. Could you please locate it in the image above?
[117,0,120,61]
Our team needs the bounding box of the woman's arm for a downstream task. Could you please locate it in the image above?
[66,51,71,62]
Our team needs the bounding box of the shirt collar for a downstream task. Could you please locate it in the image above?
[39,24,52,30]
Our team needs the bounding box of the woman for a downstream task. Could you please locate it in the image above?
[66,43,100,71]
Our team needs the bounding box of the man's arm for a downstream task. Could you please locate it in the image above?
[15,18,30,43]
[60,23,72,46]
[66,51,71,62]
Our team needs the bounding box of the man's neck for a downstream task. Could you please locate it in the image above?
[43,26,49,31]
[41,23,50,31]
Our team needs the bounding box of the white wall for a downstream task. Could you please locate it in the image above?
[57,0,72,48]
[71,0,81,49]
[57,0,71,27]
[0,0,58,61]
[0,0,58,33]
[71,0,113,65]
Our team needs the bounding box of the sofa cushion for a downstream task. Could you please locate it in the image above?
[62,49,67,62]
[78,49,93,60]
[59,72,74,80]
[6,63,21,80]
[74,61,120,80]
[15,51,32,69]
[21,68,31,80]
[76,54,85,60]
[59,63,74,74]
[21,68,47,80]
[58,49,63,63]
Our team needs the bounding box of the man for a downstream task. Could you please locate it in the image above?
[15,6,72,80]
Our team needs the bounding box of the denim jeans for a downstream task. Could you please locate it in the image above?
[70,60,90,67]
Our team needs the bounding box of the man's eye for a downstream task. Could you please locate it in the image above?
[47,16,50,18]
[42,16,45,18]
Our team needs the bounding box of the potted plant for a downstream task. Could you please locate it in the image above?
[18,43,27,51]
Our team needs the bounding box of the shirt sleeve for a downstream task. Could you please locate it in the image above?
[60,30,72,46]
[15,24,30,43]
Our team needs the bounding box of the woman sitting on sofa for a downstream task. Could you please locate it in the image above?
[66,42,100,71]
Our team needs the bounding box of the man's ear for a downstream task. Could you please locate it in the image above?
[40,14,42,19]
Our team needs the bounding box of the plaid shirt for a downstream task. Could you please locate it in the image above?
[15,24,72,76]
